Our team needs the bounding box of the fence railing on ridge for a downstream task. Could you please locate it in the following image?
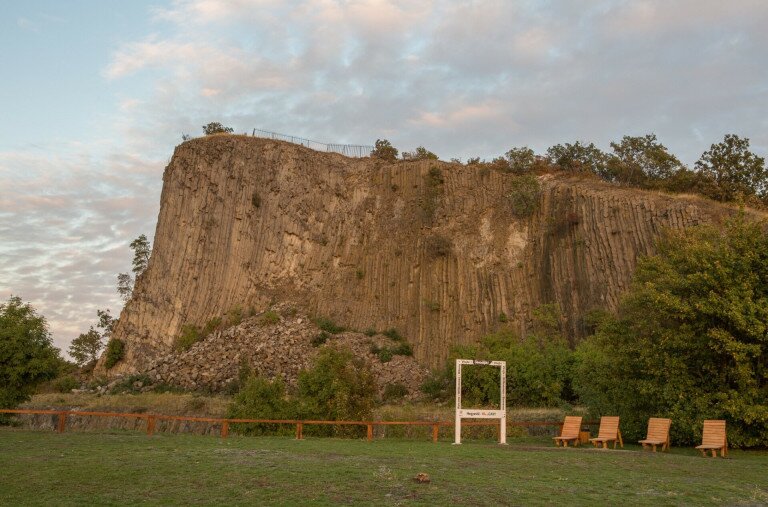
[250,128,374,158]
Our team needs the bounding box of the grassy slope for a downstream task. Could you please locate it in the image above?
[1,430,766,506]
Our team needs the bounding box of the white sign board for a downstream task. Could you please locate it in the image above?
[454,359,507,445]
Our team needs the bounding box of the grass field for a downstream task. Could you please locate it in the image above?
[1,429,766,506]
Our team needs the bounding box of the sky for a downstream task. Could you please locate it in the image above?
[1,0,767,355]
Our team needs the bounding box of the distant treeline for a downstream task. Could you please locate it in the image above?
[373,134,768,209]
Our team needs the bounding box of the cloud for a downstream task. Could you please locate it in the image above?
[6,0,768,355]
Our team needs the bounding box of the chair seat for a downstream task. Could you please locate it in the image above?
[639,439,665,445]
[695,444,725,449]
[553,436,577,440]
[589,437,616,442]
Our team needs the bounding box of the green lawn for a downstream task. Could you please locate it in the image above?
[1,429,766,506]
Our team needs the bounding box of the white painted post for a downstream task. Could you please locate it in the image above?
[454,359,462,444]
[454,359,507,445]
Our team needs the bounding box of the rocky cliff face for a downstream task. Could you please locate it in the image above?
[99,135,736,376]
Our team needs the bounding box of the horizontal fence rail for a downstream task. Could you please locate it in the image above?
[1,409,597,443]
[250,128,373,158]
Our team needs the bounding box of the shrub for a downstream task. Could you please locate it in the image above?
[371,139,398,162]
[227,376,293,436]
[507,175,542,218]
[174,325,201,352]
[377,348,393,363]
[402,146,438,161]
[573,216,768,448]
[420,315,575,407]
[505,147,536,174]
[251,192,261,208]
[382,383,408,402]
[226,306,244,326]
[202,317,221,336]
[311,331,330,347]
[382,328,404,342]
[363,328,377,337]
[202,122,234,135]
[314,317,346,334]
[258,310,280,326]
[355,269,365,280]
[297,346,377,436]
[104,338,125,369]
[53,375,79,393]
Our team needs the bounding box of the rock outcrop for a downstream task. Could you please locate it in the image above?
[98,135,741,376]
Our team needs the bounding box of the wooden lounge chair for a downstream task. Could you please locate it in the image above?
[589,416,623,449]
[695,420,728,457]
[639,417,671,452]
[553,416,582,447]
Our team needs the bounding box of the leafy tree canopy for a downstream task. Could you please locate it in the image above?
[371,139,398,162]
[0,296,62,408]
[695,134,767,202]
[505,147,536,174]
[402,146,438,161]
[574,216,768,447]
[129,234,151,276]
[609,134,684,185]
[202,122,234,135]
[547,142,611,179]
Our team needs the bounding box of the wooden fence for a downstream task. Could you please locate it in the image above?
[0,409,596,443]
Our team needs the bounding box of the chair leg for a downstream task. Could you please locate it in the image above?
[652,444,656,452]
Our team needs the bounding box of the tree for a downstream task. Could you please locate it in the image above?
[0,296,62,408]
[296,346,377,436]
[609,134,685,186]
[371,139,398,162]
[129,234,151,276]
[116,234,151,301]
[117,272,133,301]
[202,122,234,135]
[505,147,536,174]
[546,142,611,179]
[695,134,767,202]
[402,146,439,161]
[573,216,768,447]
[68,309,115,367]
[68,328,103,367]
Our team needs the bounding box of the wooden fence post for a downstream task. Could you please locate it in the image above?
[57,411,67,433]
[221,421,229,439]
[366,424,373,441]
[146,416,156,436]
[296,422,303,440]
[432,424,439,443]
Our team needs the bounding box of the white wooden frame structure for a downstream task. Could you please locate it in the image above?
[454,359,507,445]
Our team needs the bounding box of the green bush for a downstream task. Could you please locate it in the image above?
[402,146,438,161]
[421,312,575,408]
[226,306,244,326]
[382,328,404,342]
[202,122,234,135]
[425,234,452,258]
[507,175,542,218]
[363,328,377,337]
[227,376,293,436]
[371,139,398,162]
[53,375,79,393]
[173,325,201,352]
[505,147,536,174]
[202,317,221,336]
[104,338,125,369]
[311,331,330,347]
[296,346,377,437]
[314,317,346,334]
[258,310,280,326]
[573,216,768,448]
[251,192,261,208]
[382,383,408,402]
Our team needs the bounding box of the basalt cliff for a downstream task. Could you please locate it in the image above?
[97,135,740,379]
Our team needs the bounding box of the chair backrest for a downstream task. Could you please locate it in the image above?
[701,420,726,447]
[560,416,582,438]
[646,418,671,441]
[596,416,620,439]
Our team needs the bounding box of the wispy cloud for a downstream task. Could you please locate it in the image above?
[4,0,768,354]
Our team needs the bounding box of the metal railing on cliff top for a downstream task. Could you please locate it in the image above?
[251,128,373,158]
